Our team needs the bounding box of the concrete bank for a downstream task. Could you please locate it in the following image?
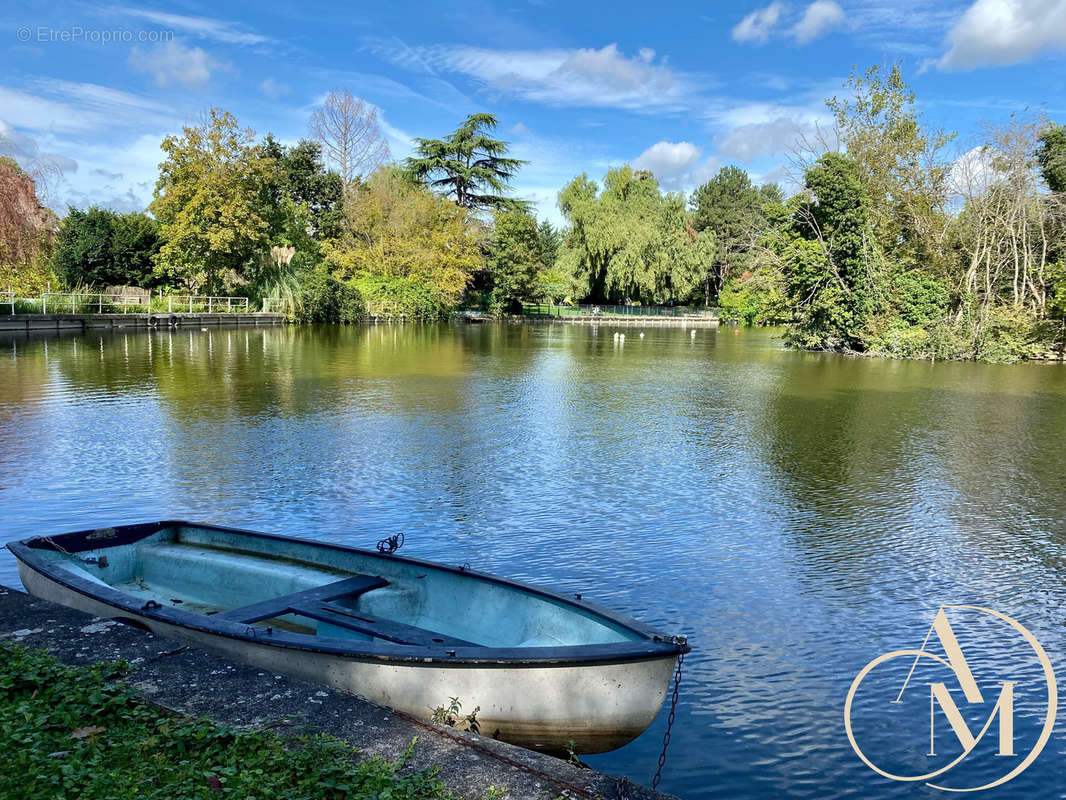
[0,312,284,333]
[0,586,674,800]
[521,315,718,328]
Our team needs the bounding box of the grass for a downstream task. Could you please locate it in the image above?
[0,643,453,800]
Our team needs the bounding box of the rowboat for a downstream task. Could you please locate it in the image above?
[7,521,689,753]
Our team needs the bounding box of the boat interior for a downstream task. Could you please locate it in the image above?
[33,524,642,649]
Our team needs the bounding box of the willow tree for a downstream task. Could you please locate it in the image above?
[558,166,712,305]
[404,114,526,212]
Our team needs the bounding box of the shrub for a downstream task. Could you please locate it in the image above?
[296,268,365,323]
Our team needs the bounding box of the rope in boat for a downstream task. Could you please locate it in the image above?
[376,532,404,554]
[36,536,108,568]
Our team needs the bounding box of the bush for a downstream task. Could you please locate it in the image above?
[296,268,365,323]
[892,270,948,327]
[354,273,451,319]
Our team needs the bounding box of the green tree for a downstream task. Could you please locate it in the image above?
[782,153,880,350]
[404,114,527,211]
[558,166,710,304]
[691,166,774,304]
[537,219,560,269]
[826,64,954,276]
[51,208,160,288]
[485,209,542,311]
[52,207,113,286]
[323,167,480,317]
[110,213,161,286]
[259,136,343,242]
[150,109,273,293]
[1038,123,1066,192]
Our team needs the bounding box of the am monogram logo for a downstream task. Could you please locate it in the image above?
[844,605,1057,792]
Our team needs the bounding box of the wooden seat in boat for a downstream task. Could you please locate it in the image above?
[214,575,389,623]
[215,574,477,648]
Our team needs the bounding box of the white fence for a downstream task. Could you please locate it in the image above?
[163,296,250,313]
[2,292,253,315]
[41,292,150,314]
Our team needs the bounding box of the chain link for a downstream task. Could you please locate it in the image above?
[651,640,686,791]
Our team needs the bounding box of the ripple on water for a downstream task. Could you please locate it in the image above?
[1,324,1066,799]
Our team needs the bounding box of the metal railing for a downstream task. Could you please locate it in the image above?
[523,302,719,318]
[41,292,150,314]
[163,295,249,313]
[6,292,253,315]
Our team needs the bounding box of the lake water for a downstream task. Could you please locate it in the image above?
[2,322,1065,799]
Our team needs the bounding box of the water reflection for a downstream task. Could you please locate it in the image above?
[1,323,1065,799]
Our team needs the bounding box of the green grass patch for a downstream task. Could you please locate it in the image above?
[0,643,453,800]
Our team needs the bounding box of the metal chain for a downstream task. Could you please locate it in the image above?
[651,643,686,791]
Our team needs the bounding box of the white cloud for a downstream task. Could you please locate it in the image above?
[948,145,996,197]
[258,78,291,99]
[733,3,786,43]
[106,7,271,46]
[938,0,1066,70]
[0,80,176,133]
[367,40,688,111]
[129,40,223,90]
[634,140,701,177]
[734,1,849,45]
[632,140,719,191]
[50,133,167,213]
[710,103,833,162]
[792,1,846,43]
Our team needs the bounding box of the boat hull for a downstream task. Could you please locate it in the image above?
[18,561,676,753]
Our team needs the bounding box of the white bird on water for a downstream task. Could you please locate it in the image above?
[691,330,696,338]
[639,332,645,339]
[619,333,625,342]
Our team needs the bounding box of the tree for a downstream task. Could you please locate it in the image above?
[404,114,527,212]
[52,207,160,288]
[259,136,343,242]
[309,90,390,185]
[1038,123,1066,193]
[558,166,711,305]
[485,209,542,311]
[0,157,58,293]
[537,219,560,269]
[951,116,1064,315]
[780,153,880,350]
[826,64,955,276]
[323,167,481,317]
[691,166,773,304]
[150,109,274,293]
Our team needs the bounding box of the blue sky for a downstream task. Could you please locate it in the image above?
[2,0,1065,224]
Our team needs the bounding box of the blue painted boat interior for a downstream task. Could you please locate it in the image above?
[38,524,641,648]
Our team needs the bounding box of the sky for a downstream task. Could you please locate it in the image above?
[2,0,1065,224]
